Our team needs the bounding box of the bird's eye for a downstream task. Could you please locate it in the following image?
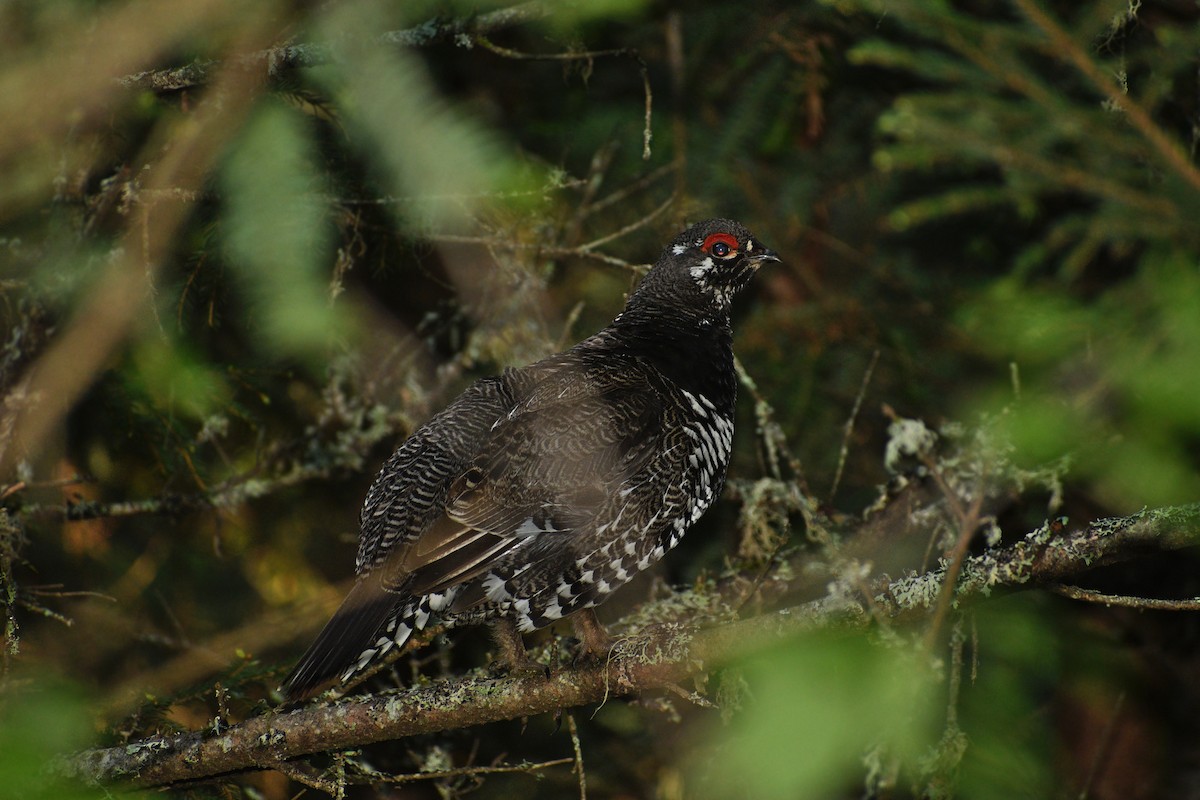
[702,232,739,258]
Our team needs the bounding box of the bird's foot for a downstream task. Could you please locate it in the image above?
[487,617,550,678]
[487,654,550,679]
[571,608,616,665]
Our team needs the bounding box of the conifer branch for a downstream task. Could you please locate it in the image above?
[1011,0,1200,193]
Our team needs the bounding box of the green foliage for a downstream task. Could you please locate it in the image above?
[310,2,534,233]
[843,0,1199,261]
[125,335,232,421]
[963,250,1200,508]
[700,633,939,798]
[220,101,343,361]
[0,682,142,800]
[955,599,1058,799]
[828,0,1200,510]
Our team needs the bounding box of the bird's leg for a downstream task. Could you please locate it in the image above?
[572,608,615,662]
[488,617,546,677]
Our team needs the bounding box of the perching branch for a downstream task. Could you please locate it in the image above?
[58,502,1200,789]
[118,2,552,93]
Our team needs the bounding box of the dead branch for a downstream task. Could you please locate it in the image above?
[56,502,1199,789]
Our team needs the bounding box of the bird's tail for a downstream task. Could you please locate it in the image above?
[280,578,414,702]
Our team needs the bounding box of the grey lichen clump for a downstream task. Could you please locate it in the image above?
[255,729,287,748]
[884,568,946,611]
[733,476,809,563]
[56,735,176,783]
[613,621,696,667]
[884,417,939,477]
[618,580,732,632]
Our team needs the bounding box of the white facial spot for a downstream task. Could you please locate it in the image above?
[689,257,715,282]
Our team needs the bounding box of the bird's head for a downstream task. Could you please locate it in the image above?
[630,218,779,316]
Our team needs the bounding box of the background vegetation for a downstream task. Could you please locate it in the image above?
[1,0,1198,797]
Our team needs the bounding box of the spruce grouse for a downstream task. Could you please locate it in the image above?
[282,218,777,700]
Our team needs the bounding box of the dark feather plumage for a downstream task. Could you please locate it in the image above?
[282,218,777,700]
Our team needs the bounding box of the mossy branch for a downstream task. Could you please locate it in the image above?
[57,502,1200,789]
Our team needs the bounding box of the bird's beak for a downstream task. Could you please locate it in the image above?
[748,249,781,267]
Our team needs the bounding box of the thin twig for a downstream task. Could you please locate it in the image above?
[473,39,652,160]
[425,233,640,270]
[566,713,587,800]
[923,467,988,650]
[474,39,633,63]
[359,757,574,785]
[662,681,718,709]
[829,349,880,502]
[24,585,116,602]
[1053,585,1200,611]
[585,162,675,217]
[946,618,965,731]
[0,481,26,500]
[564,143,619,245]
[577,193,675,252]
[1078,692,1125,800]
[733,355,806,485]
[275,758,343,796]
[639,60,653,159]
[556,302,587,352]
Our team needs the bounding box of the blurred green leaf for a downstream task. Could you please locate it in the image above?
[124,336,231,421]
[220,100,340,360]
[699,633,938,798]
[0,682,132,800]
[312,2,527,233]
[962,250,1200,509]
[956,598,1057,799]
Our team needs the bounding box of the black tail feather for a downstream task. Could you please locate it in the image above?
[280,578,403,702]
